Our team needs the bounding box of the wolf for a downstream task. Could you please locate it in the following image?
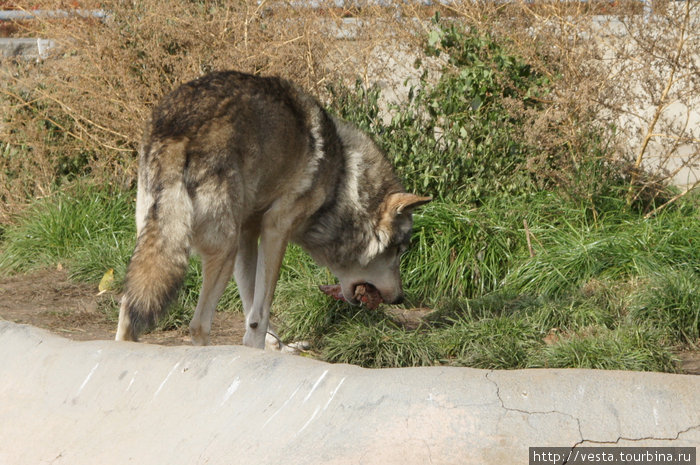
[115,70,431,348]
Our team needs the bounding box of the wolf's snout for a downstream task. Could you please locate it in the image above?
[377,288,403,305]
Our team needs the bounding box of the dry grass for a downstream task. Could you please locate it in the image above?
[0,1,425,219]
[1,0,698,220]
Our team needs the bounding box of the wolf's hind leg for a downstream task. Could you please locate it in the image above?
[115,299,136,341]
[189,248,236,346]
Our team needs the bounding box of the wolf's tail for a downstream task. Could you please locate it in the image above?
[117,140,192,340]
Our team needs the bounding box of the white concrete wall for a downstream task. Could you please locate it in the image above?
[1,322,698,465]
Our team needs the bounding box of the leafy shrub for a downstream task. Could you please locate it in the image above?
[329,17,592,204]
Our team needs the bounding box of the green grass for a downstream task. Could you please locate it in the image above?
[323,318,441,368]
[314,192,698,371]
[0,182,697,372]
[402,201,521,305]
[528,325,679,372]
[630,267,700,346]
[503,207,700,298]
[438,315,543,369]
[0,184,136,282]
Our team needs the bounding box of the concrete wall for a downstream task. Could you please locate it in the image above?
[1,322,698,464]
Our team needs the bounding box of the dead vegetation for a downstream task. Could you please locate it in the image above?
[0,0,698,221]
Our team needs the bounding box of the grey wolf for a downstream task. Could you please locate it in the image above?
[115,70,431,348]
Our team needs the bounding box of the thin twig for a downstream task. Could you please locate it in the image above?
[626,0,691,205]
[644,180,700,219]
[523,219,536,257]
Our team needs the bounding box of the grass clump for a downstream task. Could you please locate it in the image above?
[503,202,700,299]
[528,295,619,334]
[402,201,522,305]
[323,318,440,368]
[438,315,543,369]
[529,326,679,373]
[0,184,135,282]
[630,267,700,347]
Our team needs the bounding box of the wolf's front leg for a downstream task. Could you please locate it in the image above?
[242,222,289,349]
[234,225,259,338]
[233,228,258,307]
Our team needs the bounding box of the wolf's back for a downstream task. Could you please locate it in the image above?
[119,139,193,339]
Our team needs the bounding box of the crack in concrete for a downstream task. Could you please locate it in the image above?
[577,423,700,445]
[564,425,700,464]
[486,370,699,461]
[485,370,585,446]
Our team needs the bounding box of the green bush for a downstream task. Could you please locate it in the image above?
[330,18,557,203]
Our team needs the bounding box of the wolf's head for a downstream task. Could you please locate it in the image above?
[298,115,431,306]
[330,192,431,306]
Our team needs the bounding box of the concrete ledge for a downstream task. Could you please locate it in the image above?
[0,321,698,464]
[0,38,55,60]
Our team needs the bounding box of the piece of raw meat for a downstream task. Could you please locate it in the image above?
[318,283,384,309]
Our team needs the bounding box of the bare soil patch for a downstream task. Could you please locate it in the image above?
[0,268,246,346]
[0,268,698,375]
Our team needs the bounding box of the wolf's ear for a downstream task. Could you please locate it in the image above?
[384,193,432,215]
[372,193,431,258]
[378,193,432,231]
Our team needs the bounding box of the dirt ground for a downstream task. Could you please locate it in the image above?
[0,268,246,346]
[1,268,698,375]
